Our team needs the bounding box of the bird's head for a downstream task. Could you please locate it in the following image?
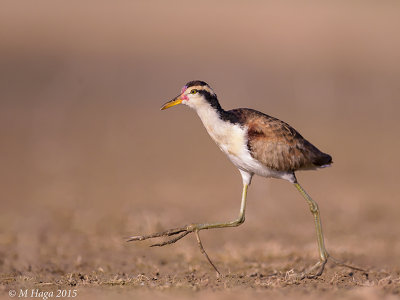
[161,80,220,111]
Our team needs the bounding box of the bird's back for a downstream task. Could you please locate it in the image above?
[226,108,332,172]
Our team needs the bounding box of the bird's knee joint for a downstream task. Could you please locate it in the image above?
[308,204,319,214]
[236,216,245,225]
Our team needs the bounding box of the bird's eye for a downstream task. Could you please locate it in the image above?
[190,89,198,94]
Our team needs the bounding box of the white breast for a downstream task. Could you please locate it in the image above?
[193,103,295,182]
[195,103,245,156]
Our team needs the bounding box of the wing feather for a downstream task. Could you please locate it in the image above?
[228,109,332,172]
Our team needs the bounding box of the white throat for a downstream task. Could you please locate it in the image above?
[191,102,246,159]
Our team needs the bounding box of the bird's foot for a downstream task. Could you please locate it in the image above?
[126,224,194,247]
[127,224,221,276]
[287,255,367,280]
[284,259,328,281]
[302,259,328,279]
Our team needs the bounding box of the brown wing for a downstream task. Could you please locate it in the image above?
[229,109,332,172]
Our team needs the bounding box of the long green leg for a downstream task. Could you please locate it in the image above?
[294,182,329,275]
[128,184,249,243]
[188,183,249,231]
[293,182,368,277]
[127,183,249,273]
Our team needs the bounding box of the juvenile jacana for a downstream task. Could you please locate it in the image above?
[128,80,358,277]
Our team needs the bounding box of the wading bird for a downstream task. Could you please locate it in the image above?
[128,80,360,277]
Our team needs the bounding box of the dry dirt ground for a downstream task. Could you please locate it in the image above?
[1,1,400,299]
[1,225,400,300]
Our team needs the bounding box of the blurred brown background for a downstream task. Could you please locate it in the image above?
[1,0,400,295]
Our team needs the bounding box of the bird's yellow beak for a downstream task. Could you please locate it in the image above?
[160,95,183,110]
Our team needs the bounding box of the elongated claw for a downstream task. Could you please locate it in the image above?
[150,231,191,247]
[126,235,146,242]
[330,256,368,273]
[126,226,190,243]
[195,230,221,276]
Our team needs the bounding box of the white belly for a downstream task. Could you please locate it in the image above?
[226,150,294,182]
